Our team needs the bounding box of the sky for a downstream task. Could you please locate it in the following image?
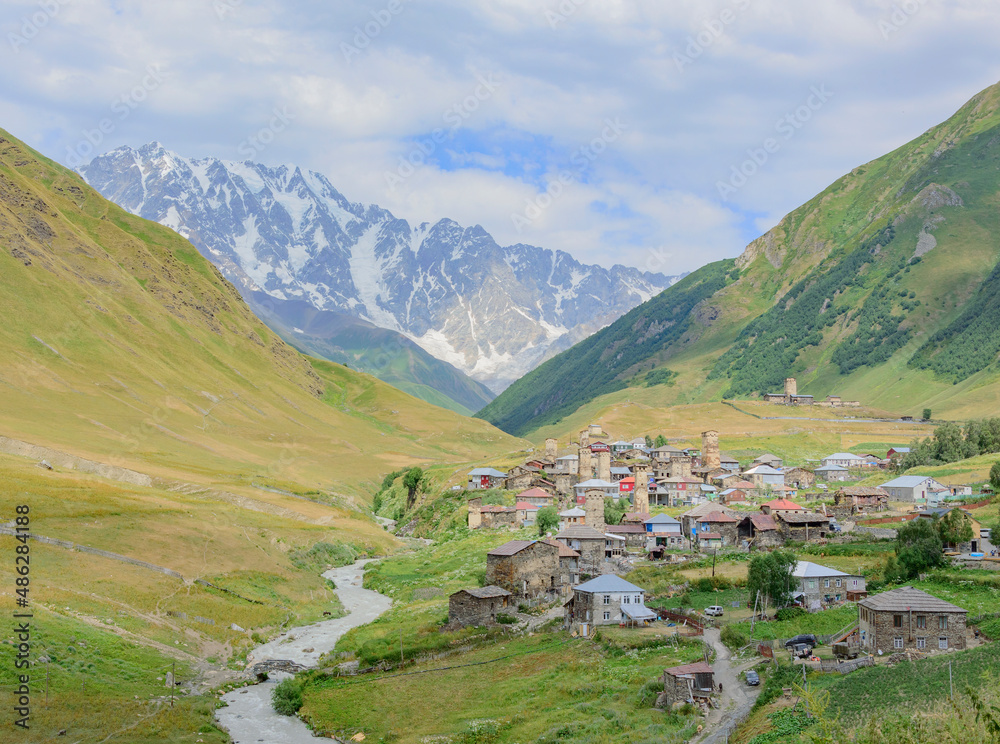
[3,0,1000,276]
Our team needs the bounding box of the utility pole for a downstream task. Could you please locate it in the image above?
[171,660,176,709]
[712,549,717,577]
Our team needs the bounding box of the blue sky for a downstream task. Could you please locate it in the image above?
[3,0,1000,274]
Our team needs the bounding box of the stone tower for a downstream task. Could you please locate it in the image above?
[670,455,692,479]
[784,377,797,397]
[585,489,605,532]
[588,423,603,438]
[702,430,720,471]
[579,429,590,448]
[579,446,593,480]
[467,497,483,530]
[632,464,650,515]
[596,449,612,482]
[545,438,558,460]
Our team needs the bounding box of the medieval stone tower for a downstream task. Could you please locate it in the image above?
[585,489,605,532]
[579,429,590,448]
[596,449,612,482]
[669,455,692,479]
[702,430,721,471]
[632,463,650,515]
[545,438,558,460]
[467,497,483,530]
[579,445,594,480]
[784,377,797,397]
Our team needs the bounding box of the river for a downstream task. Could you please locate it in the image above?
[215,559,392,743]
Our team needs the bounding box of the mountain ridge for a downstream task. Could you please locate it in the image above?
[78,144,682,400]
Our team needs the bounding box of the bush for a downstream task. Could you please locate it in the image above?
[495,613,518,624]
[272,678,304,716]
[721,624,749,650]
[775,606,806,622]
[636,678,663,708]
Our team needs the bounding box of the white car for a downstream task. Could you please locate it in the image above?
[705,606,724,617]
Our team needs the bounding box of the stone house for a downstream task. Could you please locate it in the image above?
[467,498,521,530]
[760,498,805,517]
[555,525,610,575]
[737,513,783,548]
[661,662,715,706]
[774,511,831,541]
[485,540,561,598]
[792,561,865,609]
[564,574,656,626]
[834,486,889,512]
[516,487,557,508]
[879,475,949,502]
[814,464,849,482]
[917,507,985,553]
[515,502,539,525]
[573,478,617,504]
[558,507,586,530]
[753,453,784,469]
[743,464,785,491]
[505,464,542,491]
[859,586,967,654]
[542,539,581,587]
[554,454,579,474]
[643,513,684,549]
[468,467,507,490]
[606,523,647,548]
[821,453,867,470]
[783,467,816,489]
[654,476,702,506]
[695,511,739,546]
[680,503,739,539]
[719,488,748,505]
[448,586,512,626]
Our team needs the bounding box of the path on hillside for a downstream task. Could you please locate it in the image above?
[215,559,392,744]
[697,627,762,744]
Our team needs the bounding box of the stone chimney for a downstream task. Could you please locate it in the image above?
[632,464,650,515]
[585,489,605,532]
[579,429,590,448]
[702,430,721,471]
[545,438,558,460]
[579,446,593,480]
[784,377,797,397]
[467,497,482,530]
[596,449,612,482]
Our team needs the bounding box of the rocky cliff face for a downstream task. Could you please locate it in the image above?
[79,144,680,392]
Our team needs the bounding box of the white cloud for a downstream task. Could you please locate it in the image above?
[3,0,1000,273]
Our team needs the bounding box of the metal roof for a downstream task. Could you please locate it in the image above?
[664,661,714,677]
[824,453,864,460]
[574,574,646,593]
[555,525,608,540]
[458,586,512,599]
[776,512,830,524]
[469,467,508,477]
[575,479,617,488]
[792,561,851,579]
[859,586,967,614]
[880,476,938,488]
[516,487,554,500]
[643,513,680,525]
[621,604,657,621]
[559,507,586,516]
[487,540,544,556]
[815,464,848,472]
[697,511,738,523]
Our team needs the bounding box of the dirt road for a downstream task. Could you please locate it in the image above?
[697,627,762,744]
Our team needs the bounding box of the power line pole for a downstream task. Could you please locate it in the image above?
[171,660,176,709]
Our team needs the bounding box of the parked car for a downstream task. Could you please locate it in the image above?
[745,670,760,686]
[792,643,813,659]
[705,605,724,617]
[829,521,842,533]
[783,634,818,649]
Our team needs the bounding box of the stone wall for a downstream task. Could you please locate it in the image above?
[485,542,560,597]
[861,607,966,654]
[449,593,509,627]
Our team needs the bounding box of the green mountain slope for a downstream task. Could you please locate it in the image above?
[245,291,496,416]
[479,80,1000,436]
[0,127,522,496]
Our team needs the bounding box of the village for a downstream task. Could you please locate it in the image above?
[437,387,997,721]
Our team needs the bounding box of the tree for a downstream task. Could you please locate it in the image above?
[654,434,668,448]
[402,467,424,508]
[894,517,945,580]
[938,509,974,547]
[990,462,1000,494]
[272,678,304,715]
[604,496,627,526]
[536,506,559,536]
[923,408,932,421]
[746,550,797,610]
[644,435,654,448]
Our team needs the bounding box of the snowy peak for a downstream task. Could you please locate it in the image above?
[79,144,683,393]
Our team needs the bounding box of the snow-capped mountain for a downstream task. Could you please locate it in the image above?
[79,143,681,392]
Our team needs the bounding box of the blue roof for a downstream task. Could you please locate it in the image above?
[815,464,847,472]
[469,467,507,477]
[643,514,681,525]
[881,476,937,488]
[574,575,646,594]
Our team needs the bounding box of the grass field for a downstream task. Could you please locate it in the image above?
[303,632,706,744]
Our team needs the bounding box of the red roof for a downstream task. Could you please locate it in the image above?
[698,532,722,539]
[746,514,778,531]
[516,487,554,501]
[731,480,756,489]
[480,505,516,513]
[607,524,646,533]
[542,539,580,558]
[665,661,714,677]
[762,498,804,511]
[619,476,635,485]
[696,511,738,523]
[515,501,539,510]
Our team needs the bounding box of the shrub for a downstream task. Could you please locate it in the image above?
[775,606,806,622]
[272,678,304,716]
[636,678,663,708]
[495,613,518,625]
[721,624,749,650]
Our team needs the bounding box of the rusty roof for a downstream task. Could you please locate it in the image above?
[541,539,580,558]
[487,540,539,556]
[776,512,830,524]
[664,661,714,677]
[697,511,738,523]
[743,513,778,531]
[606,524,646,533]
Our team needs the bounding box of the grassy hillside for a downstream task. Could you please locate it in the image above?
[245,290,496,416]
[480,80,1000,436]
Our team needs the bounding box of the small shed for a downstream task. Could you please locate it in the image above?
[448,586,512,627]
[662,661,715,705]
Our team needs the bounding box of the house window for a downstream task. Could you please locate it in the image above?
[623,595,630,604]
[893,615,903,628]
[939,616,948,630]
[851,580,858,588]
[808,580,816,589]
[916,637,926,649]
[603,595,611,605]
[894,637,904,649]
[603,611,610,621]
[836,579,842,588]
[939,637,948,650]
[635,595,642,604]
[824,579,830,588]
[916,616,926,629]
